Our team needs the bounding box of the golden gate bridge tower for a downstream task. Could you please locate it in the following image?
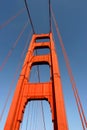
[3,0,87,130]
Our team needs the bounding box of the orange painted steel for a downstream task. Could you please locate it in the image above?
[4,33,68,130]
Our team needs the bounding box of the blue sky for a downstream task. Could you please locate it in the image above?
[0,0,87,130]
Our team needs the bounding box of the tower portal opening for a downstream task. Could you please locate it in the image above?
[20,100,53,130]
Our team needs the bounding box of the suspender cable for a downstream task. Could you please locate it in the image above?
[51,6,87,130]
[35,50,40,82]
[35,50,46,130]
[30,102,36,130]
[41,101,46,130]
[0,8,25,30]
[24,0,35,34]
[26,103,30,130]
[0,21,28,71]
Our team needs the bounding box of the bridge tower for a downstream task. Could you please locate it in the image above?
[4,32,68,130]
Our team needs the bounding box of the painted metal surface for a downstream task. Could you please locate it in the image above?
[4,33,68,130]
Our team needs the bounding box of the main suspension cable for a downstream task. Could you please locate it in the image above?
[24,0,51,34]
[51,6,87,129]
[0,8,25,30]
[49,0,52,33]
[0,21,28,71]
[24,0,35,34]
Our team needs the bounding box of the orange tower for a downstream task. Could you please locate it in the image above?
[4,33,68,130]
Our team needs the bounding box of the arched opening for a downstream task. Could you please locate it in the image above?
[20,100,53,130]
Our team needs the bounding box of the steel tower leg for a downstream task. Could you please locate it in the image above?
[4,33,68,130]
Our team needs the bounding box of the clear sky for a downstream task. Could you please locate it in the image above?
[0,0,87,130]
